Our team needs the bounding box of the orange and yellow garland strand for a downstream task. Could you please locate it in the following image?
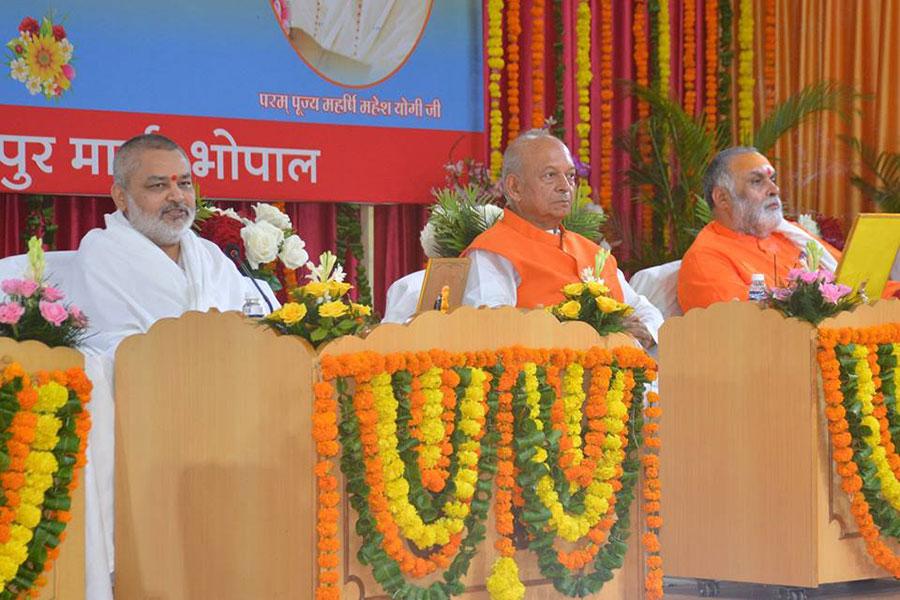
[530,0,546,128]
[574,0,594,206]
[633,1,654,242]
[597,0,614,211]
[682,0,697,113]
[737,0,755,142]
[817,325,900,577]
[763,0,777,116]
[506,0,521,142]
[487,0,505,178]
[703,0,719,132]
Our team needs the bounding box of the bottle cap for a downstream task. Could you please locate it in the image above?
[751,273,765,283]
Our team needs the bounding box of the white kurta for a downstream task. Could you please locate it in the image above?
[68,211,248,357]
[463,249,665,344]
[66,211,249,600]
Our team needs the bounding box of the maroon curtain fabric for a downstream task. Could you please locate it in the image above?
[373,204,429,316]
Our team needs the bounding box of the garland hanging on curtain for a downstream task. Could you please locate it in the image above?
[704,0,719,132]
[506,0,521,142]
[574,0,593,201]
[551,0,566,138]
[657,0,670,100]
[763,0,777,115]
[682,0,697,113]
[717,0,734,145]
[633,0,654,243]
[531,0,546,128]
[737,0,755,143]
[335,203,372,307]
[597,0,614,211]
[487,0,505,178]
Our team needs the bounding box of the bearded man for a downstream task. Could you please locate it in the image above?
[677,146,898,312]
[67,133,248,356]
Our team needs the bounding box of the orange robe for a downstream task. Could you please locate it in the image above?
[677,221,842,312]
[464,209,623,308]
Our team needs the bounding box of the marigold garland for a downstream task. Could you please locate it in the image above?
[0,363,91,599]
[633,0,654,242]
[737,0,755,143]
[597,0,614,211]
[574,0,593,172]
[317,346,661,599]
[657,0,671,100]
[505,0,521,142]
[817,324,900,578]
[763,0,776,115]
[487,0,505,178]
[682,0,697,113]
[530,0,546,128]
[704,0,719,132]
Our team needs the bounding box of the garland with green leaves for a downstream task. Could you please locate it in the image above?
[335,203,373,307]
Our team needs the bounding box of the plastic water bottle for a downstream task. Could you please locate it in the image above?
[242,295,265,318]
[748,273,768,303]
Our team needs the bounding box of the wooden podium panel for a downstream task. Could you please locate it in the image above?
[324,306,644,600]
[0,339,86,600]
[659,300,900,588]
[114,310,317,600]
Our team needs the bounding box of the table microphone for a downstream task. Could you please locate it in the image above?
[224,244,275,314]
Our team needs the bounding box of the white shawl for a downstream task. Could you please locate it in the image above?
[774,220,839,272]
[67,210,247,356]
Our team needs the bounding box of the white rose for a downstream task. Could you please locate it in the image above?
[419,221,441,258]
[240,221,284,268]
[253,202,292,230]
[278,234,309,270]
[210,206,242,222]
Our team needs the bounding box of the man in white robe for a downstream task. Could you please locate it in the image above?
[65,133,248,600]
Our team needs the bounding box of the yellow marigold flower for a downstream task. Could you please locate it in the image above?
[16,503,41,529]
[302,281,328,298]
[279,302,307,325]
[0,555,18,584]
[35,381,68,413]
[586,281,609,296]
[486,557,525,600]
[32,415,61,451]
[25,451,58,474]
[328,281,352,298]
[595,295,622,314]
[562,282,585,297]
[351,302,372,316]
[318,301,348,318]
[557,300,581,319]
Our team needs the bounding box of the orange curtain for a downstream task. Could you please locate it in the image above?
[770,0,900,224]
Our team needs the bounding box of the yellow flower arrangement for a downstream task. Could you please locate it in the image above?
[562,363,586,467]
[551,249,634,336]
[6,14,76,99]
[486,556,525,600]
[261,251,374,347]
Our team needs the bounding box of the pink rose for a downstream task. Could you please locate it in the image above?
[1,278,39,298]
[39,301,68,326]
[771,287,792,301]
[69,305,88,328]
[0,302,25,325]
[786,268,805,282]
[62,64,76,81]
[41,286,64,302]
[817,269,835,284]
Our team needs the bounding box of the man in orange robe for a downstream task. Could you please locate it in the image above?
[463,129,662,348]
[678,147,899,312]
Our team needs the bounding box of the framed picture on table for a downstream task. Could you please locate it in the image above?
[415,258,471,314]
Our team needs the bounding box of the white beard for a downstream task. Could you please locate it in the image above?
[125,194,195,247]
[733,194,783,238]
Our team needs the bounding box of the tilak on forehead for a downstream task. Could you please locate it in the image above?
[170,174,179,181]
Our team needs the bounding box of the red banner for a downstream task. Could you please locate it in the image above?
[0,105,484,203]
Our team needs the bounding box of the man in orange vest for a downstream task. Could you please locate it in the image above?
[462,129,662,348]
[677,146,899,312]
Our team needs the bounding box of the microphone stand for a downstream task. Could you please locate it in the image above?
[225,244,275,314]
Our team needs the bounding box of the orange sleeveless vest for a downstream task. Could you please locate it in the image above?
[464,209,624,308]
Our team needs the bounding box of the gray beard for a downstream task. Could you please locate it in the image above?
[125,194,196,246]
[732,195,783,238]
